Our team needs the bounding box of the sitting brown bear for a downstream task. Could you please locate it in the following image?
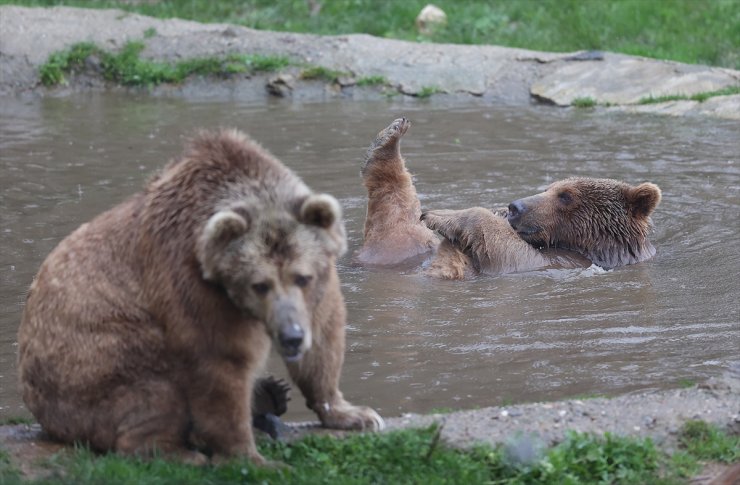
[18,129,383,465]
[359,118,661,279]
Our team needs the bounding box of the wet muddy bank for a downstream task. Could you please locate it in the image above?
[1,6,738,119]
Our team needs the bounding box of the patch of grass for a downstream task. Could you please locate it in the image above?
[3,0,738,69]
[13,426,706,484]
[39,41,98,86]
[678,420,740,463]
[356,75,388,86]
[299,65,348,82]
[637,85,740,105]
[572,96,597,108]
[677,378,696,389]
[0,449,21,483]
[38,41,294,87]
[0,416,35,426]
[689,85,740,102]
[5,421,737,483]
[143,26,157,39]
[416,86,442,98]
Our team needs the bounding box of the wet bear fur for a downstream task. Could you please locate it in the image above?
[359,118,661,279]
[18,129,383,465]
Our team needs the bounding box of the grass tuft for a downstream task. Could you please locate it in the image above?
[39,41,98,86]
[638,85,740,105]
[416,86,442,98]
[678,420,740,463]
[572,97,597,108]
[0,416,35,426]
[299,65,348,82]
[356,75,388,86]
[38,41,294,87]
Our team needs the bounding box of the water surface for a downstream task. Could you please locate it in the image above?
[1,94,738,421]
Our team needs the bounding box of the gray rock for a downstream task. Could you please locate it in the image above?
[531,53,739,106]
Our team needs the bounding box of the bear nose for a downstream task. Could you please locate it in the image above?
[508,199,527,222]
[278,323,304,353]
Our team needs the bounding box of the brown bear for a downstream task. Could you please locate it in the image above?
[359,118,661,279]
[17,129,383,465]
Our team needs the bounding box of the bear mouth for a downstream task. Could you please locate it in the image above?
[512,224,541,238]
[280,346,304,363]
[513,225,546,245]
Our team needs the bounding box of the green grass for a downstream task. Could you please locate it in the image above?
[39,40,293,86]
[299,65,348,82]
[0,416,35,426]
[678,420,739,463]
[2,0,738,69]
[416,86,442,98]
[356,75,388,87]
[637,85,740,105]
[3,421,736,484]
[572,97,597,108]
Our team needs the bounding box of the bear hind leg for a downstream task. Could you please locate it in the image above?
[112,379,207,465]
[361,117,410,175]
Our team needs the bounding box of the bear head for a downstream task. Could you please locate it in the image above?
[507,177,661,269]
[196,193,346,362]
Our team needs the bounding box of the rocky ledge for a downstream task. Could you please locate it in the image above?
[1,6,738,119]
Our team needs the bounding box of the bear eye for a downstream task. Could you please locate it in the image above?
[294,275,313,288]
[558,191,573,205]
[252,282,272,295]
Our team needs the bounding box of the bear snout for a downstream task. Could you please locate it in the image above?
[278,322,306,361]
[507,199,527,227]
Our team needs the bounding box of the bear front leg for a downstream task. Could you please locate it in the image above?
[187,361,267,465]
[285,280,385,431]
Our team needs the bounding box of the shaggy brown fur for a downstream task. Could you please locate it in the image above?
[357,118,439,265]
[507,178,661,269]
[422,207,549,279]
[359,118,661,279]
[18,129,383,465]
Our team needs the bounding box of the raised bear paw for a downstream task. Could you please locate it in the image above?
[362,117,411,174]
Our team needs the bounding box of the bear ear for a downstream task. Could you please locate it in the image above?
[197,209,250,280]
[626,182,662,217]
[203,209,249,244]
[299,193,342,229]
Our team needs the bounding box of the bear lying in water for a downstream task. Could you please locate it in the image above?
[358,118,661,279]
[18,129,383,465]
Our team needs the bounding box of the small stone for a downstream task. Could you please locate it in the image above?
[336,76,356,87]
[642,416,657,429]
[558,410,567,417]
[500,410,509,418]
[266,74,294,97]
[508,408,523,417]
[633,425,641,431]
[415,4,447,35]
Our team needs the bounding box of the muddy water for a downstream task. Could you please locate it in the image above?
[1,94,738,422]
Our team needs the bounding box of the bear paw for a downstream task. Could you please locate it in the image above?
[318,400,386,431]
[362,117,411,174]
